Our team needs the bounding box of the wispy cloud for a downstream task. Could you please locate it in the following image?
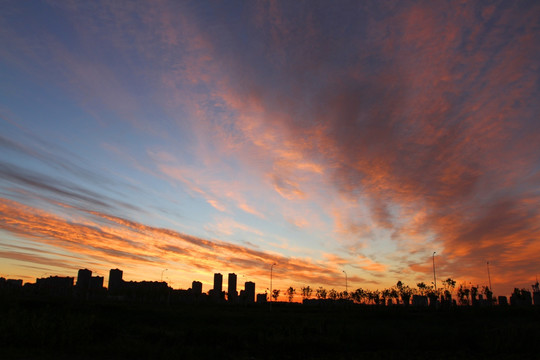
[175,1,540,291]
[0,197,354,288]
[1,1,539,295]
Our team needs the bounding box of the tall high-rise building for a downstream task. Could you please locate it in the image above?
[192,281,202,295]
[228,273,237,301]
[108,268,123,294]
[76,269,92,290]
[213,273,223,294]
[244,281,255,303]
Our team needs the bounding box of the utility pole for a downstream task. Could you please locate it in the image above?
[432,252,437,291]
[487,261,492,291]
[343,270,348,294]
[270,263,276,301]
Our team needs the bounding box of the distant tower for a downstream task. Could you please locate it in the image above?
[108,268,123,294]
[244,281,255,303]
[76,269,92,298]
[76,269,92,290]
[228,273,237,301]
[192,281,202,296]
[214,273,223,294]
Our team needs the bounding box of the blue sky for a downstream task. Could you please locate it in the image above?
[1,0,539,298]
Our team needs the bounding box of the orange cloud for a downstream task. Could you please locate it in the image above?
[0,197,359,291]
[189,1,540,295]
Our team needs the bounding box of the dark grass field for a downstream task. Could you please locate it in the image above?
[1,297,539,359]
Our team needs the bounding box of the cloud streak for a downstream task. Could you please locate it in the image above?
[178,1,540,291]
[0,197,355,289]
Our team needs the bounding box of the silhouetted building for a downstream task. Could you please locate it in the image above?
[244,281,255,303]
[76,269,92,298]
[510,289,532,306]
[108,268,124,294]
[192,281,202,296]
[0,278,23,295]
[256,293,267,303]
[228,273,237,301]
[76,269,92,290]
[6,279,23,288]
[122,281,169,303]
[0,278,23,296]
[208,273,224,301]
[90,276,104,291]
[214,273,223,293]
[36,276,73,297]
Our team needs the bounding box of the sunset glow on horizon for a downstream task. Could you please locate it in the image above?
[1,1,539,299]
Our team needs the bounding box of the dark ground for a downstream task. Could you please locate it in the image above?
[1,296,539,359]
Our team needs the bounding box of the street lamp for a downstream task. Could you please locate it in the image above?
[342,270,348,294]
[161,268,168,282]
[270,263,276,301]
[432,252,437,291]
[487,261,492,291]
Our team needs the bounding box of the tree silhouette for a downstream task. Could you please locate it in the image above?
[471,285,479,305]
[315,287,327,299]
[482,285,493,303]
[442,278,456,292]
[396,281,412,305]
[351,288,364,304]
[285,286,296,302]
[364,289,375,304]
[301,285,313,300]
[271,289,280,301]
[457,284,470,305]
[511,288,532,306]
[381,289,390,305]
[389,287,399,305]
[371,290,381,305]
[426,284,439,306]
[328,289,338,300]
[416,282,427,296]
[442,278,456,301]
[532,280,540,293]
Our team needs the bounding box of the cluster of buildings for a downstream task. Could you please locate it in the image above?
[2,271,540,308]
[0,268,266,304]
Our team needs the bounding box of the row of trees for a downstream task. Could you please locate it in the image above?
[271,278,499,305]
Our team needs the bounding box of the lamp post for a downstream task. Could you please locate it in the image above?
[343,270,348,294]
[161,269,168,282]
[270,263,276,302]
[432,252,437,291]
[487,261,492,291]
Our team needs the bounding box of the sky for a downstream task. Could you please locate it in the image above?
[1,0,539,299]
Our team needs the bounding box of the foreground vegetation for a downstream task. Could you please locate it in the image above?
[1,295,539,359]
[276,279,539,306]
